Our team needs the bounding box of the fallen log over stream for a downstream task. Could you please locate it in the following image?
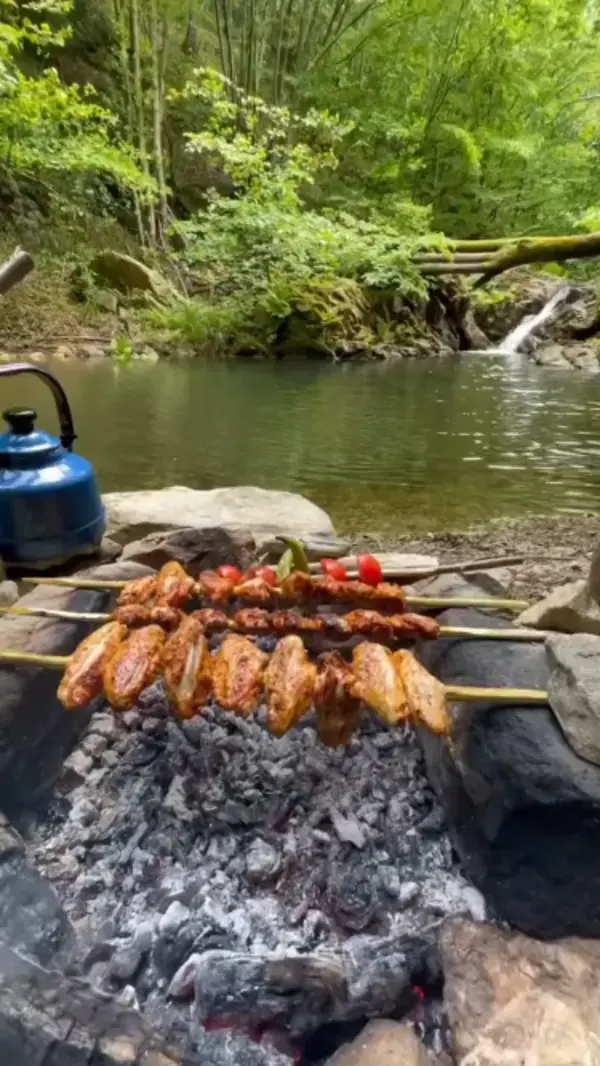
[413,232,600,285]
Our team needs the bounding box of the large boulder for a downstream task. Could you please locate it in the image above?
[417,577,600,938]
[90,251,176,302]
[441,918,600,1066]
[103,486,336,552]
[120,526,257,577]
[0,560,153,813]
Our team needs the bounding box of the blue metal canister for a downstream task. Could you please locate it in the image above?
[0,364,105,568]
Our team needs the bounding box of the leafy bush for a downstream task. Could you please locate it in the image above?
[0,1,151,214]
[151,69,439,353]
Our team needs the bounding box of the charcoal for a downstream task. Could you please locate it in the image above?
[27,684,476,1061]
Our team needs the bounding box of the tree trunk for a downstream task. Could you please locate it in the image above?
[131,0,157,246]
[149,0,169,242]
[474,233,600,287]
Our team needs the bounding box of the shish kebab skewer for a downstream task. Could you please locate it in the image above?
[0,602,547,643]
[20,567,530,613]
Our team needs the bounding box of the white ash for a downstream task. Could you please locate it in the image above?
[27,679,479,1062]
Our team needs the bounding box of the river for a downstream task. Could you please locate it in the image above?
[3,354,600,536]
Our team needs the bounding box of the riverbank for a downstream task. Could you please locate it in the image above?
[353,514,599,601]
[2,227,598,365]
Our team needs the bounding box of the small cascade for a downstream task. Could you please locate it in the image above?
[465,284,571,359]
[500,284,570,353]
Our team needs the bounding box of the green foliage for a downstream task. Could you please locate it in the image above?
[153,69,433,353]
[0,0,151,223]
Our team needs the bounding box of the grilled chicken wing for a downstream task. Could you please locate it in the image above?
[58,622,127,711]
[103,625,166,711]
[162,615,212,719]
[155,562,196,607]
[313,651,361,747]
[351,642,408,725]
[212,634,268,714]
[264,635,317,737]
[116,575,157,608]
[393,650,451,735]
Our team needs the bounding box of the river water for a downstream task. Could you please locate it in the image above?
[3,355,600,535]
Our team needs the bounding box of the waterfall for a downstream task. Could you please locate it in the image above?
[464,284,571,359]
[500,284,570,353]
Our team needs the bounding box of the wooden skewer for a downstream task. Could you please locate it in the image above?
[19,576,530,613]
[308,553,527,579]
[0,647,551,705]
[0,604,546,641]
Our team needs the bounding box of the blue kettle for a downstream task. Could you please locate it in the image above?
[0,363,105,568]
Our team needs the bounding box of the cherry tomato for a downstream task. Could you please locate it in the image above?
[356,553,382,587]
[217,565,242,582]
[254,566,277,586]
[241,566,258,581]
[320,558,349,581]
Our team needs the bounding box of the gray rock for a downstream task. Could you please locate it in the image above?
[419,600,600,937]
[90,250,177,302]
[518,579,600,635]
[0,560,154,813]
[103,485,336,551]
[246,840,281,884]
[121,525,256,577]
[533,343,573,369]
[546,633,600,765]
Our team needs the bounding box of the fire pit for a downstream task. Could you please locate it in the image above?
[25,672,470,1063]
[3,550,600,1064]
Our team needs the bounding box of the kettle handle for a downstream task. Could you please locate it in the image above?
[0,363,76,450]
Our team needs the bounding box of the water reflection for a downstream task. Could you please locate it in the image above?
[1,355,600,534]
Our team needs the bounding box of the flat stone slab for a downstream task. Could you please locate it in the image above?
[103,486,336,550]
